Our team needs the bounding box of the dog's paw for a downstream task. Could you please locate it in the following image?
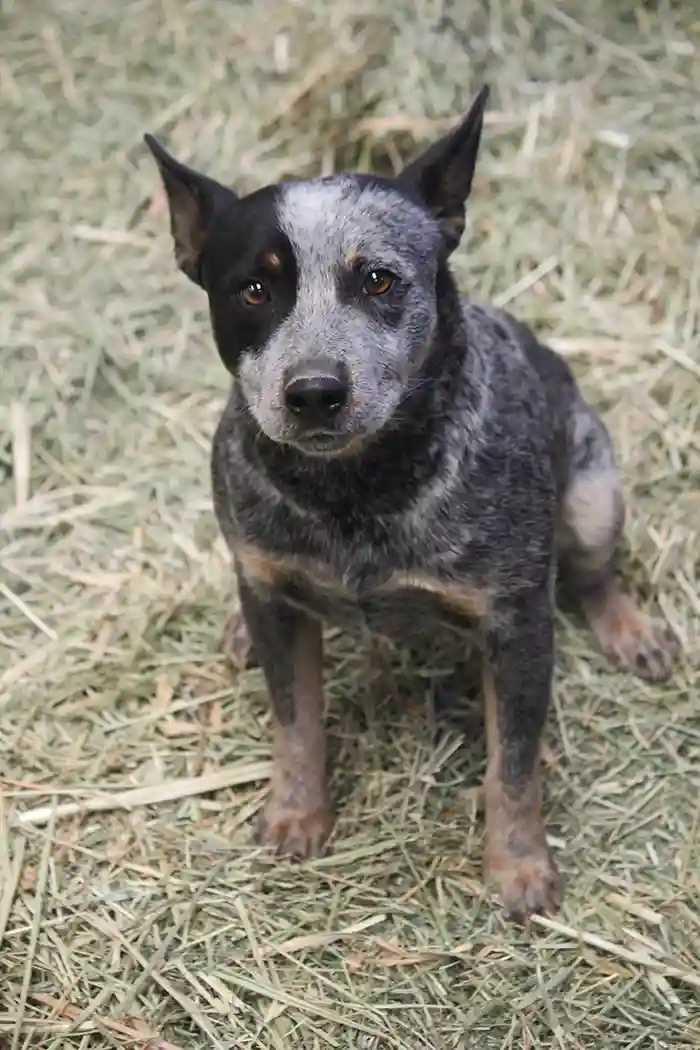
[589,595,680,682]
[255,800,331,860]
[485,840,563,924]
[221,610,257,669]
[622,615,680,682]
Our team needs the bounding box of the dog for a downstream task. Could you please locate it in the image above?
[144,85,679,922]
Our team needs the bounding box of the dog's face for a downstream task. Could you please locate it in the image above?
[145,87,488,457]
[186,175,443,456]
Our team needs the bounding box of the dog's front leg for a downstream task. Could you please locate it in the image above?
[237,573,331,858]
[482,586,563,922]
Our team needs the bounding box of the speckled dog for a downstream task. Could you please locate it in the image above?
[145,86,679,922]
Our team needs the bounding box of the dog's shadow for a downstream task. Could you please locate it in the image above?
[326,631,486,797]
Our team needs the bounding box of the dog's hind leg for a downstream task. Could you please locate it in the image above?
[558,403,679,681]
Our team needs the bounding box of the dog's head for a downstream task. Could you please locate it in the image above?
[145,87,488,457]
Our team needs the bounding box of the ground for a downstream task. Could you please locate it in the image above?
[1,1,700,1047]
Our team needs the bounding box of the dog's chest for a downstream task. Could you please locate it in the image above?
[236,541,488,644]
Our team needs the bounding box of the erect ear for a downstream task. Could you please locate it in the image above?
[397,85,489,255]
[143,134,237,284]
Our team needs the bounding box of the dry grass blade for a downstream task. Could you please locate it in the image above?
[16,762,272,826]
[655,340,700,380]
[10,808,54,1050]
[213,971,391,1041]
[532,915,700,992]
[262,912,387,957]
[9,402,31,508]
[606,891,663,926]
[0,834,25,952]
[86,913,228,1050]
[28,993,186,1050]
[0,582,57,641]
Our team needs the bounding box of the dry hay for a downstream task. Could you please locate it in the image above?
[1,0,700,1046]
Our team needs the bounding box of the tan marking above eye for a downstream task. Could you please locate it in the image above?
[262,251,282,274]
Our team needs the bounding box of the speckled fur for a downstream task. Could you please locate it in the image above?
[145,86,678,922]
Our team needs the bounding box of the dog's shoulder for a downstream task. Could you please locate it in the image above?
[459,298,580,489]
[463,299,578,419]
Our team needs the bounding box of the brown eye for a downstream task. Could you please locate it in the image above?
[363,269,395,296]
[240,280,268,307]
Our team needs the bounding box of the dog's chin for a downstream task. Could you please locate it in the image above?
[289,431,366,459]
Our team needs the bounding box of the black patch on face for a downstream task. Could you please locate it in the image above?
[200,186,299,374]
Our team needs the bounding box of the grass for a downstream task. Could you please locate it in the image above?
[1,0,700,1045]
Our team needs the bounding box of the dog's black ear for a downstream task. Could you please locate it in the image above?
[143,134,237,284]
[398,85,489,255]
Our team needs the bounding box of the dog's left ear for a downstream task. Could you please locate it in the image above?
[143,134,237,284]
[398,85,489,255]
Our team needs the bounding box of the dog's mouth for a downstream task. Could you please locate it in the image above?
[290,430,363,458]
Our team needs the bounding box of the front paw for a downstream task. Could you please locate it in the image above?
[255,796,332,860]
[485,836,563,924]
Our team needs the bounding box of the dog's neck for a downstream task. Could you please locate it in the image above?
[233,263,474,516]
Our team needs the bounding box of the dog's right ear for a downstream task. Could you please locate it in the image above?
[143,135,237,284]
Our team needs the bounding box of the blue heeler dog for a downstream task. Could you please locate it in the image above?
[145,86,679,922]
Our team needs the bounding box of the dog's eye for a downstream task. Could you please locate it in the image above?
[363,269,395,296]
[239,280,269,307]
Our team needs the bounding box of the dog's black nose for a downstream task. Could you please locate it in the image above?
[284,368,348,425]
